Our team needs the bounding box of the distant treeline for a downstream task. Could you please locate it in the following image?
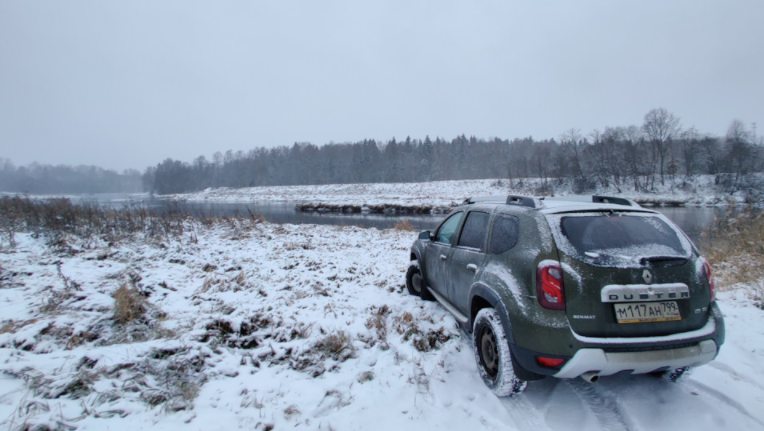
[145,109,763,195]
[0,159,143,194]
[4,108,761,196]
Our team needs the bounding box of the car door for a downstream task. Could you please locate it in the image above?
[448,211,490,315]
[425,211,464,297]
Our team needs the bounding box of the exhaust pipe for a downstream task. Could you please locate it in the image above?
[580,371,600,383]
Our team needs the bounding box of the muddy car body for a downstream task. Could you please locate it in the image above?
[406,195,725,395]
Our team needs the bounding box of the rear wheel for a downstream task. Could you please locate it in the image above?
[406,261,434,301]
[473,308,526,397]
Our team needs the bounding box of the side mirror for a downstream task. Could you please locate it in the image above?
[419,230,431,241]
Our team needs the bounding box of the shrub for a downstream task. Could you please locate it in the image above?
[700,208,764,288]
[0,196,204,247]
[394,219,415,231]
[113,283,146,324]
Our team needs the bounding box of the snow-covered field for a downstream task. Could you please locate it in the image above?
[1,220,763,431]
[159,175,763,208]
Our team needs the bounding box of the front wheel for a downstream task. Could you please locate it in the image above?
[405,261,434,301]
[473,308,526,397]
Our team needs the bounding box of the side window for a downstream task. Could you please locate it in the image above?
[490,215,520,254]
[435,212,463,244]
[457,212,490,251]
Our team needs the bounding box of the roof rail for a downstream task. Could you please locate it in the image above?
[461,195,537,208]
[462,196,507,205]
[592,195,633,206]
[506,195,536,208]
[464,195,635,208]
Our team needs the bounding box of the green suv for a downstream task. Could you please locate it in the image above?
[406,195,725,396]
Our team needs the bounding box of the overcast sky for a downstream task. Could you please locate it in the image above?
[1,1,763,172]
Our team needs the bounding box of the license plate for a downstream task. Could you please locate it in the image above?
[614,301,681,323]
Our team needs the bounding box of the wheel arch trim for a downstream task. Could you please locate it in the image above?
[469,283,515,345]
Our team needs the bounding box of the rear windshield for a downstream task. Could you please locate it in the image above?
[547,212,692,268]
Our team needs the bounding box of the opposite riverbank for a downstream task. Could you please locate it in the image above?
[158,175,764,214]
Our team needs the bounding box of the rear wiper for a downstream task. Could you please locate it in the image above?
[639,256,688,265]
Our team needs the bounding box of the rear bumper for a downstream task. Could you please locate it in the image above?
[510,305,725,378]
[553,339,718,378]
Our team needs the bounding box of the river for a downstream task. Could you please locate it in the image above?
[69,195,732,244]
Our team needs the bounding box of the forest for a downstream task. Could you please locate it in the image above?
[1,109,761,196]
[144,109,762,196]
[0,160,142,194]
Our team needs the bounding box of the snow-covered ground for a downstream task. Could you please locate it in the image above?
[159,175,763,208]
[1,220,763,431]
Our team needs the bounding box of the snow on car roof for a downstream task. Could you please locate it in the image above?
[462,195,655,214]
[538,198,656,214]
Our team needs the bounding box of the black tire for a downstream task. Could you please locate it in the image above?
[405,261,434,301]
[473,308,527,397]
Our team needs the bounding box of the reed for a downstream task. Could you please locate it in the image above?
[0,196,195,247]
[699,207,764,288]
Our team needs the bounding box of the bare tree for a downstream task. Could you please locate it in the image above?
[642,108,681,186]
[679,127,703,183]
[558,128,584,178]
[725,120,756,193]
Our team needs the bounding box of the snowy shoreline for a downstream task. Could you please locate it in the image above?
[6,175,762,213]
[158,175,764,210]
[1,219,763,430]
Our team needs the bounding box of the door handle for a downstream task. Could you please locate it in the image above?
[466,264,478,271]
[440,254,448,260]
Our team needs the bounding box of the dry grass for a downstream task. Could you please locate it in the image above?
[113,283,147,324]
[0,318,37,334]
[365,304,390,341]
[283,404,301,419]
[392,311,455,352]
[283,240,313,251]
[394,218,415,231]
[700,208,764,288]
[314,331,355,361]
[65,331,99,349]
[357,370,374,383]
[0,196,220,248]
[247,208,267,223]
[40,289,74,314]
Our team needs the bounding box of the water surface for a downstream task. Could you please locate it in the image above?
[65,193,737,243]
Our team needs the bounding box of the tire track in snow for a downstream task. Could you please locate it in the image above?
[455,331,553,431]
[565,379,634,431]
[707,362,764,391]
[499,393,553,431]
[683,380,764,427]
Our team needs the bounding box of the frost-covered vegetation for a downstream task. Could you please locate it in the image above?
[700,209,764,302]
[1,198,763,430]
[0,198,462,429]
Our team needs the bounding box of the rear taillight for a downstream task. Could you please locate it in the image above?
[700,257,715,302]
[535,356,565,367]
[536,260,565,310]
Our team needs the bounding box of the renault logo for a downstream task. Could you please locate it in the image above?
[642,269,653,284]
